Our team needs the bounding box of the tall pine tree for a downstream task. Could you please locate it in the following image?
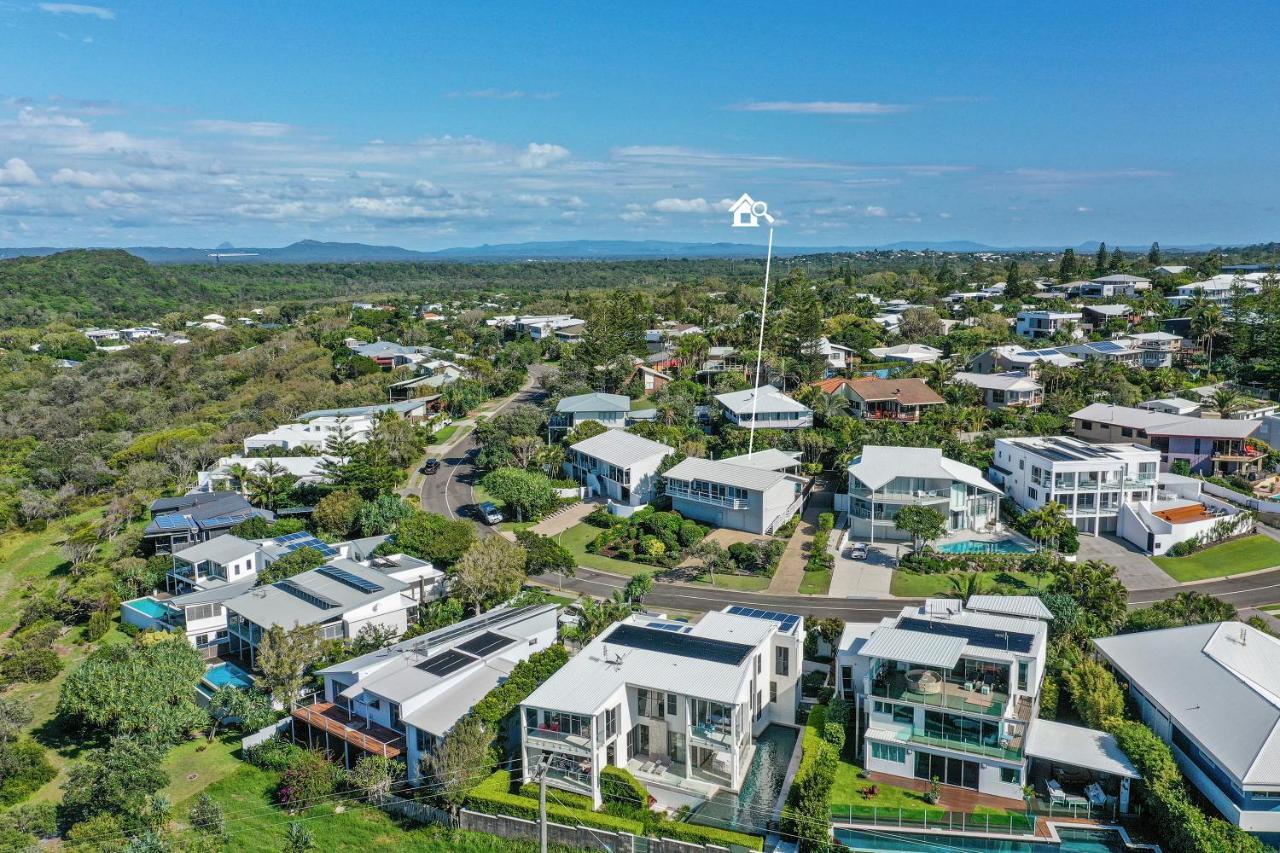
[1148,242,1161,265]
[1058,248,1078,282]
[1095,242,1108,276]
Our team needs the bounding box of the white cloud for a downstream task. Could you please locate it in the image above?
[38,3,114,19]
[938,212,953,219]
[864,205,888,217]
[1077,206,1093,213]
[51,167,124,188]
[518,143,570,169]
[188,119,294,137]
[730,101,910,115]
[0,158,40,186]
[652,197,713,214]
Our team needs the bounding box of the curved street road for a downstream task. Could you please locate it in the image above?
[418,365,1280,617]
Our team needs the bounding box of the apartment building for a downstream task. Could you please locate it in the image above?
[991,436,1159,535]
[521,606,803,807]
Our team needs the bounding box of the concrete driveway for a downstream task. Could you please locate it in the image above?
[827,535,897,599]
[1074,533,1173,591]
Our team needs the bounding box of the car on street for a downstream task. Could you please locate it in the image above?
[422,458,440,474]
[478,501,504,525]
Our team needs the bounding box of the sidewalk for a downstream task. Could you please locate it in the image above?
[767,490,831,594]
[529,499,602,536]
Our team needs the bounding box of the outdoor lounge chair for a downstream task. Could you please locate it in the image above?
[1046,779,1067,805]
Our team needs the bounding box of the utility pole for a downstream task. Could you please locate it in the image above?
[532,754,551,853]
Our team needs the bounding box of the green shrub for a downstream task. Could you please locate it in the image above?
[784,704,839,853]
[466,771,643,835]
[244,736,303,771]
[276,749,342,809]
[817,512,834,533]
[0,740,55,806]
[600,765,649,809]
[821,721,846,753]
[84,611,112,642]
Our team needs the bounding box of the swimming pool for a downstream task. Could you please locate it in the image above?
[835,826,1134,852]
[203,661,255,691]
[125,597,172,619]
[687,723,799,834]
[939,539,1036,555]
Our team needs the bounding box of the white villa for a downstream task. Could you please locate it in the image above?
[714,386,814,430]
[841,446,1002,544]
[663,456,808,535]
[243,415,374,454]
[565,430,673,511]
[1015,310,1083,340]
[991,436,1159,535]
[521,606,804,807]
[952,371,1043,410]
[869,344,944,364]
[551,392,631,436]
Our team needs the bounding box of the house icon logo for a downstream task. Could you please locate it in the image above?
[729,193,774,228]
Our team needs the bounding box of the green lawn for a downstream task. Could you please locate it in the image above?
[630,395,655,411]
[427,424,459,445]
[889,570,1047,598]
[183,764,558,852]
[799,568,832,595]
[1153,534,1280,582]
[689,573,772,592]
[830,760,1025,822]
[557,522,659,577]
[160,734,246,804]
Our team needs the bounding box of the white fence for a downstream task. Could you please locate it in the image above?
[241,717,293,751]
[1202,481,1277,513]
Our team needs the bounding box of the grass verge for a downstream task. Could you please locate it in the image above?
[1152,534,1280,582]
[557,523,658,578]
[799,568,833,595]
[888,570,1047,598]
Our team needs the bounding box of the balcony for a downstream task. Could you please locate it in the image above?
[525,725,593,757]
[291,698,405,759]
[872,670,1009,718]
[665,482,748,510]
[906,728,1025,762]
[689,719,733,750]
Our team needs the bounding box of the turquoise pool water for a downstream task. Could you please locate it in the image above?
[203,661,254,690]
[835,827,1132,852]
[939,539,1036,555]
[125,597,172,619]
[688,723,799,834]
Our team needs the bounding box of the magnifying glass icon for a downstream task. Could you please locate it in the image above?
[751,200,775,224]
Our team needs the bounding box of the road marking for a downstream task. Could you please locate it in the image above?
[1131,578,1280,604]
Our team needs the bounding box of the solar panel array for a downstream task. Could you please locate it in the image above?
[204,511,256,527]
[606,623,754,666]
[417,648,477,677]
[898,617,1034,654]
[1091,340,1127,353]
[1023,348,1061,357]
[646,621,687,633]
[316,565,383,594]
[274,532,340,559]
[457,631,515,657]
[725,605,801,634]
[277,579,339,610]
[153,514,194,530]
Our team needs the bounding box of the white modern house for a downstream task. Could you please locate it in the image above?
[663,456,808,535]
[521,606,803,807]
[818,337,857,374]
[1116,473,1252,555]
[838,599,1050,801]
[565,430,673,512]
[195,455,333,493]
[868,343,944,364]
[243,416,374,454]
[1081,274,1151,298]
[1095,622,1280,833]
[300,605,560,777]
[1138,397,1201,417]
[1014,310,1083,340]
[714,386,813,430]
[842,446,1002,544]
[550,392,631,437]
[952,371,1043,410]
[991,436,1159,535]
[1118,332,1184,368]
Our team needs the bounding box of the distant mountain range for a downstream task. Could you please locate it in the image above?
[0,237,1229,264]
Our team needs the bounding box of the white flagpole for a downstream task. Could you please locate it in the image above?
[747,226,775,459]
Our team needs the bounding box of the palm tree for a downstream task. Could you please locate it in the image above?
[244,459,292,510]
[1209,387,1241,417]
[1191,302,1225,371]
[1024,502,1070,554]
[947,572,989,601]
[920,360,955,391]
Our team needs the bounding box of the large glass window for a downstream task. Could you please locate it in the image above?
[872,742,906,763]
[840,666,854,694]
[776,646,789,676]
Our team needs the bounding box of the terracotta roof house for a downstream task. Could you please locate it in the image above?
[815,377,944,423]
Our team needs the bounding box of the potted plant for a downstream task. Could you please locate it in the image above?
[924,776,941,805]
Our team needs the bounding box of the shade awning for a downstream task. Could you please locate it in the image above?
[1026,719,1140,779]
[860,627,965,670]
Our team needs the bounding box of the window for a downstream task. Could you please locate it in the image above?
[666,693,677,716]
[1001,767,1021,785]
[871,743,906,763]
[390,702,402,731]
[1027,487,1037,501]
[605,705,618,740]
[637,689,648,717]
[776,646,790,677]
[840,666,854,694]
[756,655,762,675]
[770,682,777,703]
[1017,661,1029,692]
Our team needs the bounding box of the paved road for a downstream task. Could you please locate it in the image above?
[419,365,551,526]
[1129,573,1280,609]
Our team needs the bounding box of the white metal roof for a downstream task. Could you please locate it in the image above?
[858,627,966,669]
[965,595,1054,621]
[1095,622,1280,786]
[1026,719,1139,779]
[953,371,1042,393]
[846,446,1000,496]
[664,456,792,493]
[571,430,672,468]
[721,448,802,471]
[402,660,515,737]
[557,392,630,413]
[714,385,812,416]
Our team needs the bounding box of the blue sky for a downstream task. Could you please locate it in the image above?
[0,1,1277,249]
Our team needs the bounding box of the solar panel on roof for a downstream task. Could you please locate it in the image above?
[277,580,339,610]
[1092,341,1125,353]
[647,622,684,632]
[726,605,801,633]
[606,623,753,665]
[282,535,340,559]
[203,511,255,527]
[274,532,311,544]
[457,631,516,657]
[154,514,193,530]
[316,565,383,594]
[898,617,1034,654]
[417,648,477,677]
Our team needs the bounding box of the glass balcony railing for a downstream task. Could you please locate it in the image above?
[525,726,593,755]
[871,671,1009,718]
[906,729,1024,762]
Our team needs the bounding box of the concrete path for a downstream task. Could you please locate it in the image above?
[767,489,831,593]
[528,498,602,537]
[1074,532,1172,591]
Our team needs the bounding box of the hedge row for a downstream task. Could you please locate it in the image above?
[470,644,569,729]
[782,704,838,853]
[467,770,644,835]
